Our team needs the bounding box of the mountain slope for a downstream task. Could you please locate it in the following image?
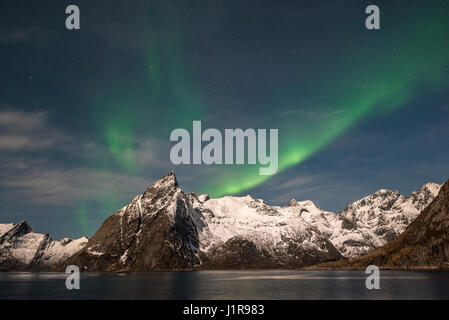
[316,179,449,269]
[0,223,14,236]
[66,172,202,271]
[192,182,440,261]
[330,183,441,257]
[194,195,342,269]
[0,221,87,271]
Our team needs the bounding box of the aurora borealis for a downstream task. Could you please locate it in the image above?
[1,0,449,238]
[197,3,449,196]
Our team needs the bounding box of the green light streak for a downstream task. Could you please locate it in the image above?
[205,8,449,197]
[80,2,449,210]
[78,8,207,232]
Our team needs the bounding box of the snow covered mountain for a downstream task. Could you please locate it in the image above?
[1,172,442,271]
[193,194,342,269]
[278,183,441,258]
[334,183,441,257]
[0,220,88,271]
[65,172,440,271]
[66,172,203,271]
[319,179,449,269]
[66,172,342,271]
[191,182,441,260]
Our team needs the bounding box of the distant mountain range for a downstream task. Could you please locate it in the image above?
[0,171,445,271]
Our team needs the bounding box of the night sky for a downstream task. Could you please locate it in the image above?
[1,0,449,239]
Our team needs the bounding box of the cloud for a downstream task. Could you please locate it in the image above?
[276,107,347,120]
[0,110,67,151]
[0,110,47,131]
[265,175,314,193]
[78,138,168,168]
[0,134,60,151]
[0,161,152,205]
[0,109,171,206]
[319,109,347,119]
[0,142,166,206]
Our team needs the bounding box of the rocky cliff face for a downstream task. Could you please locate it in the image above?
[0,221,87,271]
[67,172,202,271]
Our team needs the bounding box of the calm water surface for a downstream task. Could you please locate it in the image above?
[1,270,449,300]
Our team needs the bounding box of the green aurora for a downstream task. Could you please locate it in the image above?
[195,7,449,197]
[90,2,449,200]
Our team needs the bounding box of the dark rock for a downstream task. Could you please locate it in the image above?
[65,171,201,271]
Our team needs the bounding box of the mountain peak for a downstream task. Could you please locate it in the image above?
[160,170,178,184]
[0,220,32,242]
[286,199,317,208]
[67,170,202,271]
[144,171,179,196]
[198,194,210,203]
[373,188,399,196]
[416,182,441,194]
[410,182,442,210]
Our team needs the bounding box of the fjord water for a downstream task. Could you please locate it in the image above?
[1,270,449,300]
